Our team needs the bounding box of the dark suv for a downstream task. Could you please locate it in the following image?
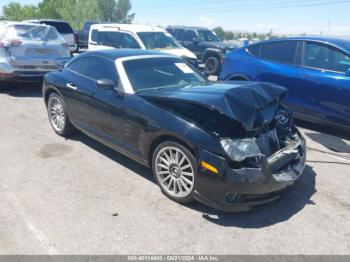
[166,26,236,75]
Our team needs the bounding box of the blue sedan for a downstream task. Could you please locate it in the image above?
[219,37,350,131]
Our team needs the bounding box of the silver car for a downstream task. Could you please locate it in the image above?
[0,21,70,83]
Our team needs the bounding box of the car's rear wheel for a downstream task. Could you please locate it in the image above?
[47,93,75,136]
[205,56,220,76]
[152,142,196,204]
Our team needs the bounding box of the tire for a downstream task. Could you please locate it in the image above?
[47,93,75,136]
[152,141,197,204]
[204,56,220,76]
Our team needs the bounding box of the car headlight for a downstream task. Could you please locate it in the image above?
[220,138,261,162]
[0,62,14,74]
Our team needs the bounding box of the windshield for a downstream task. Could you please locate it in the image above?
[123,57,207,92]
[197,30,221,42]
[5,25,63,41]
[137,32,182,50]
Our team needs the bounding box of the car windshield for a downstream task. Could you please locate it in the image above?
[5,24,63,41]
[137,32,182,50]
[197,30,221,42]
[123,57,207,92]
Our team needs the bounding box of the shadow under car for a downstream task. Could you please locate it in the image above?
[68,132,316,227]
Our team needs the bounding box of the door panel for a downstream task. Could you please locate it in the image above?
[91,90,154,158]
[254,40,299,110]
[61,69,95,131]
[296,67,350,127]
[295,41,350,127]
[88,89,126,149]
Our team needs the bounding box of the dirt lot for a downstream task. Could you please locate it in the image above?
[0,83,349,255]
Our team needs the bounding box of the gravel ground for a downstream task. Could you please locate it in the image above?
[0,83,349,255]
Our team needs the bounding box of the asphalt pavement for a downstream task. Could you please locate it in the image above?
[0,83,349,254]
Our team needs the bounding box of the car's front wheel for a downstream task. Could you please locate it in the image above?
[47,93,75,136]
[152,142,196,204]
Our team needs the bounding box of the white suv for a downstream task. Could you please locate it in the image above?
[88,24,198,66]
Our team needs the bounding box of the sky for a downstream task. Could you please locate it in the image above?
[1,0,350,36]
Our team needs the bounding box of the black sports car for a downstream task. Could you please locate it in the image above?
[43,49,306,212]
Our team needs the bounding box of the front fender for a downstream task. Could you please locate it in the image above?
[42,74,73,120]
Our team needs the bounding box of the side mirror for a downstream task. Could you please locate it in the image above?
[345,68,350,76]
[192,37,199,45]
[96,79,115,90]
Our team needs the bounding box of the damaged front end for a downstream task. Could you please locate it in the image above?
[196,109,306,212]
[141,82,306,211]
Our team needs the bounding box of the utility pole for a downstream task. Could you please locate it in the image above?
[268,28,273,39]
[326,19,331,37]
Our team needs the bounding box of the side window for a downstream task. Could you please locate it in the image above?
[79,56,119,83]
[98,31,119,47]
[303,42,350,73]
[118,32,141,48]
[247,44,261,56]
[45,28,60,41]
[91,30,98,42]
[184,30,197,42]
[66,58,81,72]
[260,41,298,64]
[176,29,185,41]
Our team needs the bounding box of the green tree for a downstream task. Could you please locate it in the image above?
[2,0,135,29]
[57,0,100,29]
[115,0,135,23]
[37,0,62,19]
[212,26,225,40]
[97,0,116,22]
[225,31,234,40]
[3,2,39,21]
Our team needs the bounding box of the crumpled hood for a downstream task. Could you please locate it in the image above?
[140,82,288,131]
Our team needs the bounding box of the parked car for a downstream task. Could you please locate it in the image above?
[166,26,237,75]
[0,21,70,84]
[25,19,77,54]
[220,37,350,132]
[76,21,98,50]
[42,49,306,212]
[88,24,198,67]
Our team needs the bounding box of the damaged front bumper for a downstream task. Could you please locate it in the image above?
[195,130,306,212]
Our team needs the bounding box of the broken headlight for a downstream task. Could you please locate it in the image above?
[220,138,261,162]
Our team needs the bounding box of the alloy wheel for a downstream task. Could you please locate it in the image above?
[155,146,195,198]
[48,96,66,132]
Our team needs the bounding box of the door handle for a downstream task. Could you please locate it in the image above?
[66,83,77,90]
